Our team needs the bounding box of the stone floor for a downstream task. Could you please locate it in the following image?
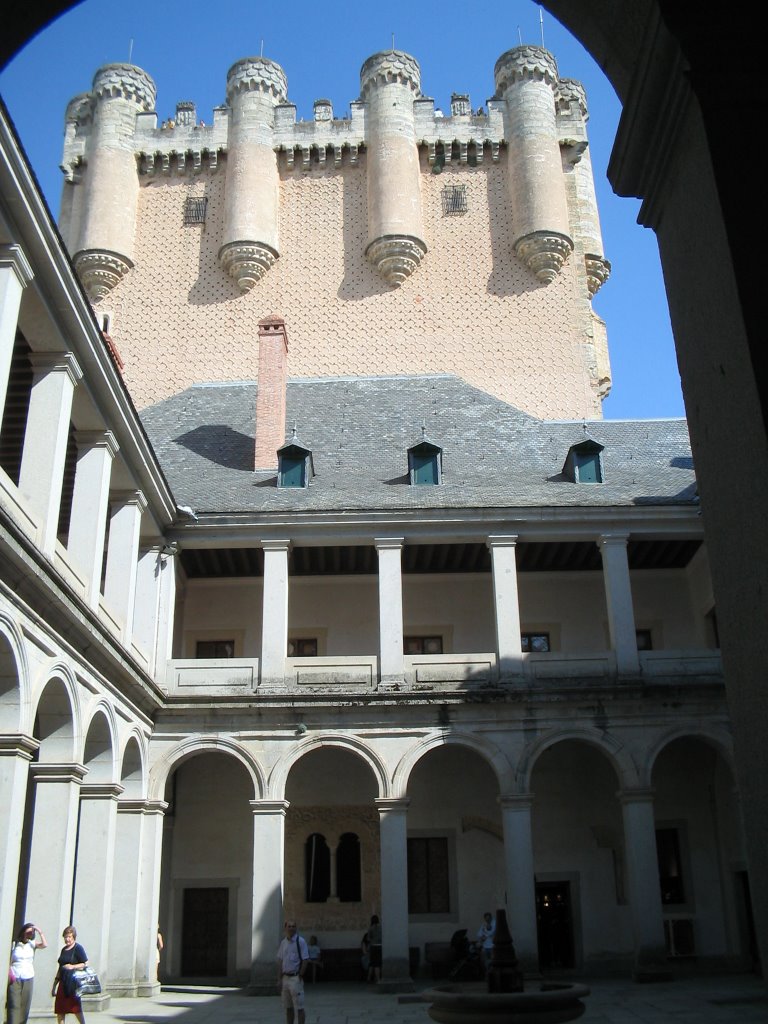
[34,975,765,1024]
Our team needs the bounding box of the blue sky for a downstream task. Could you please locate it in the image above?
[0,0,685,421]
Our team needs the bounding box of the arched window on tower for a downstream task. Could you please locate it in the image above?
[305,833,331,902]
[336,832,362,902]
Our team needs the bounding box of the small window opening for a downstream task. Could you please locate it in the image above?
[277,430,314,488]
[521,632,550,653]
[196,640,235,659]
[279,456,306,488]
[405,636,443,655]
[288,638,318,656]
[184,197,208,225]
[563,433,604,484]
[441,184,468,216]
[635,629,653,651]
[407,836,450,913]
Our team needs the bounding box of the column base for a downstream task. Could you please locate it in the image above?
[247,983,280,996]
[135,980,161,998]
[377,976,415,993]
[82,992,113,1011]
[106,982,139,996]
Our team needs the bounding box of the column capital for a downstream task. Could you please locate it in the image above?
[0,733,39,759]
[0,243,34,287]
[29,350,83,387]
[29,762,88,784]
[374,537,404,551]
[617,787,656,806]
[110,488,148,513]
[80,782,125,800]
[499,793,534,811]
[116,798,150,814]
[597,531,630,549]
[74,428,120,458]
[375,796,410,815]
[250,798,289,816]
[143,799,169,816]
[260,538,291,552]
[487,534,519,549]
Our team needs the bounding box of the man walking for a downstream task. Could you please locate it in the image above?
[276,920,308,1024]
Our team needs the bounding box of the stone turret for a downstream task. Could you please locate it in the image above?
[556,78,610,296]
[72,63,156,301]
[360,50,427,287]
[494,45,573,283]
[219,57,286,292]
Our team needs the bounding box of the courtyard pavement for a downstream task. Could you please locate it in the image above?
[48,974,767,1024]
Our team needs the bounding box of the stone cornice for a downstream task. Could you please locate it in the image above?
[73,429,120,459]
[250,799,290,816]
[30,762,88,784]
[0,242,34,287]
[80,782,124,800]
[29,351,83,387]
[0,734,39,759]
[375,797,411,814]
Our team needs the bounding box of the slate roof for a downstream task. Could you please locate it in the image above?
[140,374,697,515]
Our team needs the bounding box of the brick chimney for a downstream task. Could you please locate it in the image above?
[254,315,288,470]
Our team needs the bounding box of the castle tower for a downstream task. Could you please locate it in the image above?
[494,45,573,283]
[218,56,287,292]
[72,63,156,302]
[359,50,427,286]
[556,77,611,296]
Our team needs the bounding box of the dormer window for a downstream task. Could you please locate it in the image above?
[277,430,314,488]
[408,428,442,485]
[563,436,604,483]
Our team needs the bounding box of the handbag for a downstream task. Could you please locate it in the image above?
[71,967,101,995]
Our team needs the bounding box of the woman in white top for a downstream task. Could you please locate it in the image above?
[7,922,47,1024]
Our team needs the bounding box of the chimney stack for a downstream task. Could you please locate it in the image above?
[254,315,288,470]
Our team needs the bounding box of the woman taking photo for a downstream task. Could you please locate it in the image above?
[7,923,47,1024]
[53,926,87,1024]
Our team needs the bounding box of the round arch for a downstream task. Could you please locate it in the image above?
[392,730,513,798]
[518,726,639,792]
[644,725,736,788]
[81,702,119,783]
[119,731,147,798]
[270,732,389,800]
[0,614,30,734]
[32,664,80,763]
[149,734,266,802]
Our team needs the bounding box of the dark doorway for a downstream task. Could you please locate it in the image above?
[736,871,760,972]
[536,881,575,969]
[181,887,228,977]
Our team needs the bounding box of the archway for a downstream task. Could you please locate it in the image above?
[530,739,626,972]
[158,750,255,984]
[651,736,752,968]
[406,743,503,963]
[284,745,378,966]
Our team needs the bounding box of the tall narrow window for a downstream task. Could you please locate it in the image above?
[407,836,450,913]
[337,832,362,902]
[656,827,685,905]
[305,833,331,902]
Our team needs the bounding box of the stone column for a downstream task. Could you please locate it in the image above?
[132,546,163,670]
[24,763,86,1011]
[487,536,524,680]
[73,64,156,302]
[0,735,37,953]
[219,57,286,291]
[375,797,413,990]
[375,538,405,687]
[249,799,288,992]
[135,801,167,996]
[260,540,290,687]
[0,243,33,422]
[67,430,119,607]
[360,50,427,286]
[598,533,640,676]
[72,783,122,1000]
[494,46,573,283]
[18,352,83,557]
[618,788,670,981]
[108,799,145,995]
[103,490,147,644]
[499,794,539,971]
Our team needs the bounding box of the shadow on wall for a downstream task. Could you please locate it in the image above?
[337,159,392,302]
[175,425,254,470]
